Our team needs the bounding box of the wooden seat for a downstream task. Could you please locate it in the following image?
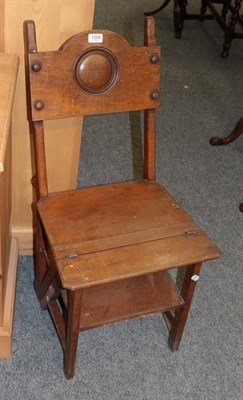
[24,17,220,379]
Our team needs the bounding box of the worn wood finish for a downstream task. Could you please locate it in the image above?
[25,17,220,378]
[38,181,196,254]
[56,229,218,290]
[0,53,19,357]
[36,181,219,290]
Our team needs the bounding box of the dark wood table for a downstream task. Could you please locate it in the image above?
[145,0,243,57]
[210,118,243,212]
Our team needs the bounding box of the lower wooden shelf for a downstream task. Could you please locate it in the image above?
[79,270,184,330]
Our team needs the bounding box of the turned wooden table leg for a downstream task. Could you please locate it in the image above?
[144,0,172,16]
[221,0,230,20]
[200,0,208,16]
[210,118,243,145]
[174,0,188,39]
[210,118,243,212]
[221,0,243,58]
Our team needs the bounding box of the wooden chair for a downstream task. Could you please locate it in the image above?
[24,17,220,379]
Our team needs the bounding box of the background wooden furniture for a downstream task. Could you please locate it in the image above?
[0,53,19,357]
[210,118,243,212]
[0,0,95,255]
[210,117,243,145]
[25,17,220,378]
[145,0,243,57]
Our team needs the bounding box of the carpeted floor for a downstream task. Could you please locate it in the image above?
[1,1,242,399]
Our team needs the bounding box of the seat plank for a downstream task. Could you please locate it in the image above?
[56,232,220,290]
[37,180,220,290]
[38,180,204,257]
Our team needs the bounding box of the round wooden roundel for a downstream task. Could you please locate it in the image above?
[75,48,118,94]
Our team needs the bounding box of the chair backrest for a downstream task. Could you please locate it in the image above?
[24,17,161,197]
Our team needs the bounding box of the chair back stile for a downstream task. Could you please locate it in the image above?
[32,121,48,199]
[144,17,157,181]
[24,21,48,199]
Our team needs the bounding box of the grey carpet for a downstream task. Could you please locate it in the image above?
[1,1,242,399]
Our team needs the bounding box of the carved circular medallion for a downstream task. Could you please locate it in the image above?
[75,48,118,94]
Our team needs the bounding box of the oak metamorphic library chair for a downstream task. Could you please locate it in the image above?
[24,17,220,378]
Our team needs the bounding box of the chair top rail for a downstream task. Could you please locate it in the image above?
[24,21,161,122]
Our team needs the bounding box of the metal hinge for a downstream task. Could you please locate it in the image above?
[66,253,79,259]
[185,230,196,236]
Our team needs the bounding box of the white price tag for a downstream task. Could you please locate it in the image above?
[88,33,103,43]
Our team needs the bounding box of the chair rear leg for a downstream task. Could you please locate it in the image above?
[34,217,48,299]
[64,290,83,379]
[167,263,202,351]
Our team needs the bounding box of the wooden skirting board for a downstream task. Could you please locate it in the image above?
[0,238,18,358]
[12,227,34,256]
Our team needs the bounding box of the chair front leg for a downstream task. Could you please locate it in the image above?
[64,290,83,379]
[168,263,202,351]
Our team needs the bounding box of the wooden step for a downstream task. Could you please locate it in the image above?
[79,270,184,330]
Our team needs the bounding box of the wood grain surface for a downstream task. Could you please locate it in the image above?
[0,54,19,357]
[2,0,95,253]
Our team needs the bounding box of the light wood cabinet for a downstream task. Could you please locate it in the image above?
[0,0,95,357]
[1,0,95,254]
[0,53,19,357]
